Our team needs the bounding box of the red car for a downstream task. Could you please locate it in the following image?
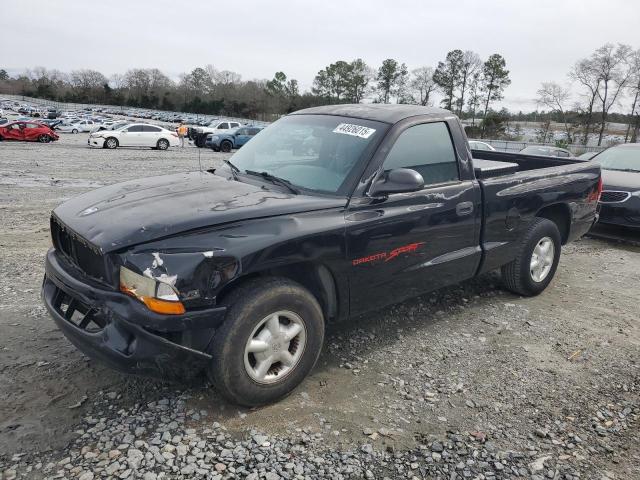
[0,121,59,143]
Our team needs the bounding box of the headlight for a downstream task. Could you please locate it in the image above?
[119,266,185,315]
[211,135,220,141]
[631,191,640,198]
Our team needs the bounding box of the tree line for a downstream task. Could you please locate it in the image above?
[0,52,510,130]
[1,44,638,144]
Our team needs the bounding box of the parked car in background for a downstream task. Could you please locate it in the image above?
[205,126,264,152]
[468,140,496,151]
[591,144,640,230]
[56,120,96,133]
[39,119,64,130]
[0,121,59,143]
[88,123,179,150]
[520,146,572,157]
[0,118,9,126]
[192,120,244,147]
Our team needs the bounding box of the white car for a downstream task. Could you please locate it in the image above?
[57,120,96,133]
[468,140,496,151]
[88,123,179,150]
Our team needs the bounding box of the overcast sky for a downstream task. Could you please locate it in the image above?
[2,0,638,112]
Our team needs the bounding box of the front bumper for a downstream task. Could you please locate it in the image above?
[42,249,227,381]
[87,137,105,148]
[598,198,640,230]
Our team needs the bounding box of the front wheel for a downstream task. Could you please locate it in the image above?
[104,137,118,149]
[208,278,325,406]
[220,140,233,153]
[72,129,78,134]
[38,134,51,143]
[157,138,169,150]
[501,218,561,296]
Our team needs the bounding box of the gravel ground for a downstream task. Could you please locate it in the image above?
[0,134,638,479]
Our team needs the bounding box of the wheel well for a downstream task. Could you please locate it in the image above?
[535,203,571,244]
[217,263,338,322]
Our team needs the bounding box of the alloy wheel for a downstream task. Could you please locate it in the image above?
[243,310,306,384]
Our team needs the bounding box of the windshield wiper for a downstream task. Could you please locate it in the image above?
[243,170,300,194]
[224,159,240,179]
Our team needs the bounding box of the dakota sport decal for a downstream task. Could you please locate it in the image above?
[352,242,424,266]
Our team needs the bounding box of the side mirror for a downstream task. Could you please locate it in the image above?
[369,168,424,197]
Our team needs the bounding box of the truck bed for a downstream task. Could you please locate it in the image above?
[471,149,586,178]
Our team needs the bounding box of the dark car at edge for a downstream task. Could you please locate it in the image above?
[42,105,601,406]
[590,143,640,230]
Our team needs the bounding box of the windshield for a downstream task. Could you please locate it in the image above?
[592,147,640,172]
[229,114,387,195]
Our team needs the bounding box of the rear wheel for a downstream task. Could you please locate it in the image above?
[220,140,233,153]
[208,277,325,406]
[157,138,169,150]
[501,218,561,296]
[72,128,78,134]
[104,137,118,149]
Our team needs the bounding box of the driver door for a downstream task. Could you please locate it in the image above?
[346,121,482,316]
[120,125,144,146]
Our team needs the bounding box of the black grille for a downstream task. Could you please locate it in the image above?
[51,216,108,282]
[50,284,107,333]
[600,191,630,203]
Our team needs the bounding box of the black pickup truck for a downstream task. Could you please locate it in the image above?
[42,105,601,406]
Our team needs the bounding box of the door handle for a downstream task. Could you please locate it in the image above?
[456,201,474,216]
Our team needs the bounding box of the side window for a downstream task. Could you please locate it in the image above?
[383,122,459,186]
[26,123,38,129]
[217,122,229,129]
[249,128,260,135]
[127,125,144,132]
[143,125,161,132]
[236,128,246,135]
[231,123,240,128]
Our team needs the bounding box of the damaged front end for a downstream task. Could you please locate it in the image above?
[42,240,241,381]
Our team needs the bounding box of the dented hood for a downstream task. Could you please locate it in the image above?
[52,171,345,253]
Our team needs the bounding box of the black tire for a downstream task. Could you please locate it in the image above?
[104,137,118,149]
[157,138,169,150]
[501,218,561,296]
[195,134,206,148]
[38,134,51,143]
[72,129,78,134]
[208,277,325,407]
[220,140,233,153]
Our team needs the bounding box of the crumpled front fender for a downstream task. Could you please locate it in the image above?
[120,249,241,308]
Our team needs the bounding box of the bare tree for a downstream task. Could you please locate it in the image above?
[536,81,575,143]
[569,58,601,145]
[466,71,482,126]
[590,43,634,145]
[407,66,436,106]
[456,51,482,116]
[624,49,640,142]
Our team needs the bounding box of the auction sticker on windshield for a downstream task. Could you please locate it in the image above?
[333,123,376,139]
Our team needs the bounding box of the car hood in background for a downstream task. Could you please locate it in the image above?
[53,171,345,253]
[601,169,640,191]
